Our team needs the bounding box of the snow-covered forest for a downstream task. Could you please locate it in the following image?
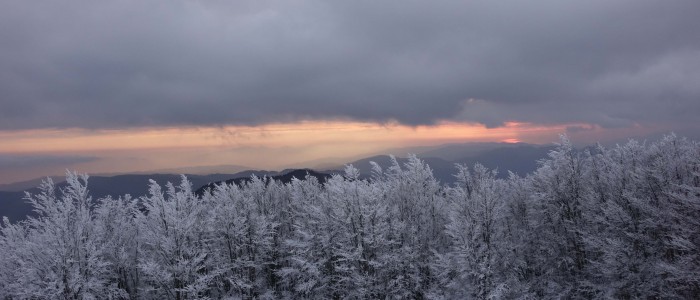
[1,134,699,299]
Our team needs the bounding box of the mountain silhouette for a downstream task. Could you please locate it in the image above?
[1,144,555,222]
[194,169,333,196]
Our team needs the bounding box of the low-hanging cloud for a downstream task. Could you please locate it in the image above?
[1,0,699,131]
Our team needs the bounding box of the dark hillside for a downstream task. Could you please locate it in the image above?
[195,169,332,196]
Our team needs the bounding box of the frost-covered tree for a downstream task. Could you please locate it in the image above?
[499,171,539,298]
[0,216,31,298]
[525,135,597,297]
[2,134,699,299]
[324,165,393,298]
[136,176,217,300]
[370,155,448,298]
[436,163,508,299]
[587,135,700,298]
[204,177,278,299]
[94,195,141,299]
[280,173,347,298]
[0,172,122,299]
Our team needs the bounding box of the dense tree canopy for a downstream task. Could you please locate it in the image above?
[1,134,699,299]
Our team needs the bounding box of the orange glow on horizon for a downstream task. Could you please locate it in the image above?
[0,120,578,155]
[0,120,654,184]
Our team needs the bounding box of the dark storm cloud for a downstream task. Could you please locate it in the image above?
[1,0,699,130]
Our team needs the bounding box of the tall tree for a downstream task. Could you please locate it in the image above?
[436,163,508,299]
[526,136,596,297]
[136,176,216,300]
[0,172,120,299]
[94,195,141,299]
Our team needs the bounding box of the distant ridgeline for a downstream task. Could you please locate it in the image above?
[1,135,699,299]
[195,168,332,196]
[0,143,555,223]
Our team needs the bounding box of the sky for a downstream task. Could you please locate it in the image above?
[1,0,699,184]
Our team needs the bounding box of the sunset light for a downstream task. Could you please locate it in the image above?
[0,120,582,182]
[1,1,699,297]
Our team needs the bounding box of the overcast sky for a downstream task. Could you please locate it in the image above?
[2,0,699,130]
[1,0,699,183]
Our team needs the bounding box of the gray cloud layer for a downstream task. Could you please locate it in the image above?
[1,0,699,130]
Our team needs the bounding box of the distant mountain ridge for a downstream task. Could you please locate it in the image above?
[326,155,456,183]
[194,143,555,195]
[0,171,275,223]
[1,143,556,222]
[416,142,533,161]
[327,143,555,184]
[0,176,65,192]
[195,169,333,196]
